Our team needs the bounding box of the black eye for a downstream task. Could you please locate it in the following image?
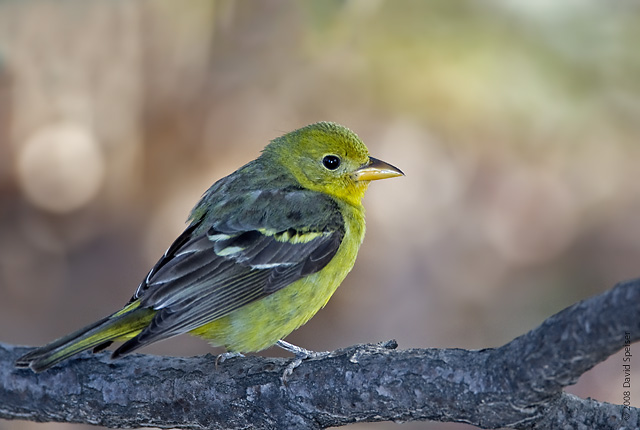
[322,155,341,170]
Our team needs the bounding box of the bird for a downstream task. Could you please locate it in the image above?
[16,121,404,373]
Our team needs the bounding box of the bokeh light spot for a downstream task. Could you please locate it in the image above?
[17,122,105,213]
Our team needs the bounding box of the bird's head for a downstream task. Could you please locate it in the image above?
[264,122,404,207]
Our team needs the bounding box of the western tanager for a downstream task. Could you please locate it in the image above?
[16,121,403,372]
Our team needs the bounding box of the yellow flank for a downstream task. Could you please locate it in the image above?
[191,203,365,352]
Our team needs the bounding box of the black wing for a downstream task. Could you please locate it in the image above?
[112,187,344,357]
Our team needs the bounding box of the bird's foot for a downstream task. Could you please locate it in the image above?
[277,340,330,383]
[215,351,245,369]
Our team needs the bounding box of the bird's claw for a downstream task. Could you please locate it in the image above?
[277,340,329,383]
[215,351,244,369]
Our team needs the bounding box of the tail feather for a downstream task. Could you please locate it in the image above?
[16,307,155,372]
[92,340,114,354]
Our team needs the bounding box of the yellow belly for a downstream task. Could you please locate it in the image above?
[189,204,365,352]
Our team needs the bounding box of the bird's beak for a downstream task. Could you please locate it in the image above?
[353,157,404,182]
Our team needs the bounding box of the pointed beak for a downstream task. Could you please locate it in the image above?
[353,157,405,182]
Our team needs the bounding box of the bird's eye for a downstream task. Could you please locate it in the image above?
[322,155,341,170]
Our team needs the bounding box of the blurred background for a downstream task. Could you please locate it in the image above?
[1,1,639,429]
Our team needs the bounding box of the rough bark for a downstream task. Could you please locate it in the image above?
[2,279,639,429]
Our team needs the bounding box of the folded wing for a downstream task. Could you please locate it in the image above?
[112,187,344,357]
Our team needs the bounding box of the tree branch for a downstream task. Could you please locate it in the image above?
[2,279,639,429]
